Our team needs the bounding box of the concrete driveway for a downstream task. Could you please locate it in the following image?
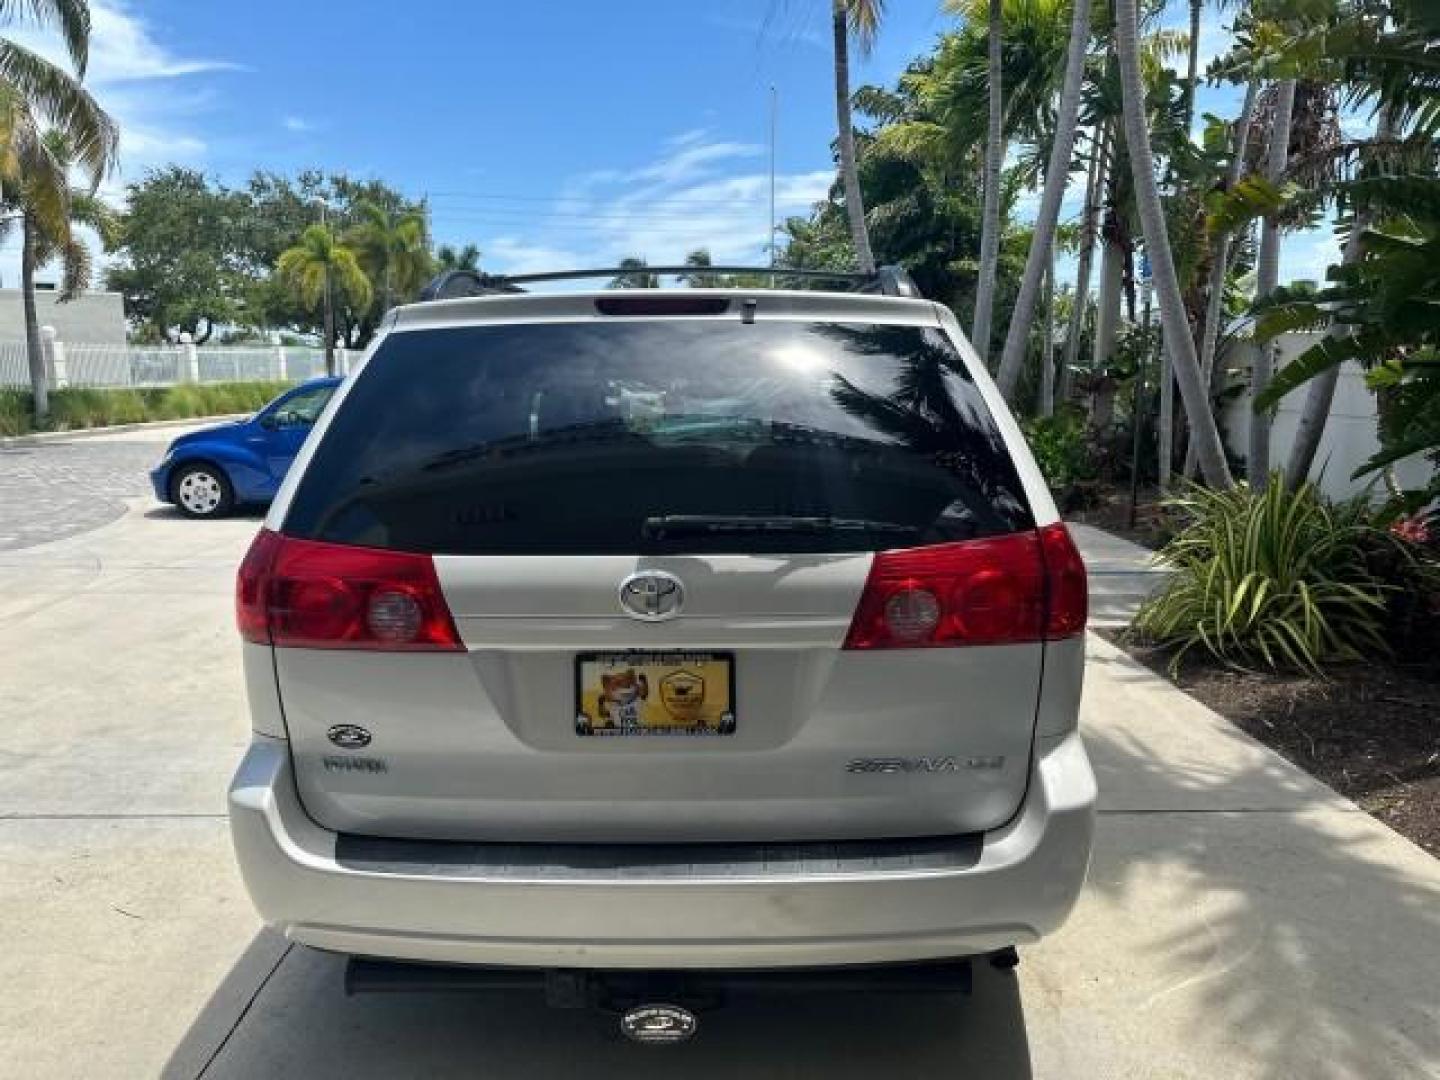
[1,432,1437,1078]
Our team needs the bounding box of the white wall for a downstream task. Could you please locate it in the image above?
[1222,332,1435,501]
[0,289,127,345]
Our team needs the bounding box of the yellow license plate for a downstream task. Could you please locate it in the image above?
[575,651,736,737]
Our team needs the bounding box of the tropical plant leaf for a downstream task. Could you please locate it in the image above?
[1134,479,1397,672]
[1206,175,1303,237]
[1254,329,1386,409]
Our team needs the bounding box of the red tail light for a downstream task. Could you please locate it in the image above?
[843,524,1087,650]
[236,529,463,652]
[1038,522,1088,638]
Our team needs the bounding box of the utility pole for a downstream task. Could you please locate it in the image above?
[1129,257,1155,529]
[769,85,778,267]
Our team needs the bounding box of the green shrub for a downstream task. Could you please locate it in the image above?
[0,391,31,436]
[1365,509,1440,661]
[1133,479,1398,673]
[0,381,294,435]
[1022,408,1096,495]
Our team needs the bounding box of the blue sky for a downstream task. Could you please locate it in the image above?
[5,1,1340,291]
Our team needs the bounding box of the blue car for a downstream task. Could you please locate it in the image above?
[150,377,342,518]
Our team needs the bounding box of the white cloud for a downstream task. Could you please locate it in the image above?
[483,238,591,276]
[282,115,311,133]
[458,135,834,277]
[0,2,240,286]
[632,139,763,187]
[6,1,239,175]
[83,3,242,84]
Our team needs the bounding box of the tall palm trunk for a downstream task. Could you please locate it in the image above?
[1059,124,1107,406]
[971,0,1005,360]
[1093,222,1124,381]
[323,263,336,377]
[994,0,1093,401]
[1184,79,1258,478]
[1183,0,1202,130]
[1247,78,1296,489]
[1160,0,1205,491]
[1040,253,1056,415]
[21,214,49,425]
[832,0,876,275]
[1115,0,1233,488]
[1282,106,1394,490]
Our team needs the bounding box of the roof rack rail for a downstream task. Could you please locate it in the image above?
[416,265,923,303]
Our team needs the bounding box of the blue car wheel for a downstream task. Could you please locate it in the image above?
[171,461,235,519]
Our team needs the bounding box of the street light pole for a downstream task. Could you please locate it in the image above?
[769,86,778,267]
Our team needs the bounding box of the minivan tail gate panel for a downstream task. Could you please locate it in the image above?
[269,314,1051,843]
[276,552,1041,843]
[277,641,1040,843]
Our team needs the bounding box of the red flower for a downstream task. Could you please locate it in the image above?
[1390,515,1432,545]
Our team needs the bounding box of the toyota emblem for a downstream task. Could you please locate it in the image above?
[618,570,685,621]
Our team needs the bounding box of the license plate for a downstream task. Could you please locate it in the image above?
[575,651,736,737]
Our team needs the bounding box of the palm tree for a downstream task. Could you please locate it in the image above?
[0,0,116,180]
[1079,30,1189,422]
[1040,248,1056,413]
[348,200,428,312]
[1058,122,1109,406]
[1115,0,1233,487]
[993,0,1094,400]
[0,0,117,424]
[678,248,722,287]
[832,0,881,274]
[1183,78,1258,478]
[927,0,1072,361]
[968,0,1004,361]
[0,91,64,423]
[1182,0,1203,130]
[436,243,481,272]
[277,224,372,375]
[1,126,112,423]
[1247,78,1296,488]
[609,257,659,289]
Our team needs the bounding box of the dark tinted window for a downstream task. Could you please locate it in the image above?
[283,320,1033,555]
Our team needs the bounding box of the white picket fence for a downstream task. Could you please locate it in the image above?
[0,335,339,391]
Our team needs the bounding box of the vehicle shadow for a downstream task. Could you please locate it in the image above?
[142,506,267,522]
[1072,645,1440,1080]
[164,941,1032,1079]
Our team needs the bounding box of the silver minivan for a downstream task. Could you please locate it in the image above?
[228,267,1095,1021]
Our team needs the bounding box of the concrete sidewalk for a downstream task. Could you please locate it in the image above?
[1068,522,1170,627]
[0,504,1436,1079]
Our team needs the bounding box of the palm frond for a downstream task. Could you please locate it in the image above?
[844,0,887,54]
[56,232,90,300]
[0,0,90,75]
[0,39,116,182]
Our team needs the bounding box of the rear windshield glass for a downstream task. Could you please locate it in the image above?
[283,320,1033,555]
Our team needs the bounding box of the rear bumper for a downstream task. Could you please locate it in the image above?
[228,732,1095,969]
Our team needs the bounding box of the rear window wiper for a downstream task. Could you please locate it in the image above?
[642,514,921,540]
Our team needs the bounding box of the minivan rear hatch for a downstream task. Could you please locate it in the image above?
[261,308,1060,842]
